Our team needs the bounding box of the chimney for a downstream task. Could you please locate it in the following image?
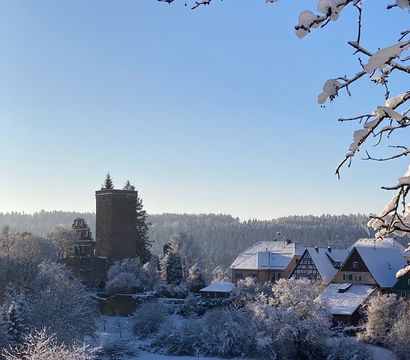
[315,246,319,253]
[327,246,332,253]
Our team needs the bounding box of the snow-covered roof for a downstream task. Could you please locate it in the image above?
[200,282,235,293]
[396,265,410,279]
[349,238,406,254]
[317,283,376,315]
[354,246,406,288]
[230,240,304,270]
[304,248,349,285]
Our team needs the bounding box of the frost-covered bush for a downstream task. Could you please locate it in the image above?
[106,258,143,294]
[2,329,97,360]
[133,301,168,338]
[178,293,205,317]
[248,295,330,360]
[153,283,189,299]
[325,337,371,360]
[388,302,410,359]
[98,338,139,360]
[154,307,255,358]
[200,307,255,358]
[155,320,203,356]
[1,262,97,345]
[359,293,400,345]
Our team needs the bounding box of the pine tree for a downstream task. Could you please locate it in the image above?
[136,196,152,263]
[102,173,114,189]
[160,251,183,285]
[1,290,30,347]
[123,180,135,191]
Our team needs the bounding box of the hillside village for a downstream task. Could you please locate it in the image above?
[0,180,408,360]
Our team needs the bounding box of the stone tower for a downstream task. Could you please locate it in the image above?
[95,189,137,261]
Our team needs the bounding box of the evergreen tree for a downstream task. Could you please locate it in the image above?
[1,289,30,347]
[123,180,135,191]
[136,196,152,263]
[102,173,114,190]
[160,251,183,285]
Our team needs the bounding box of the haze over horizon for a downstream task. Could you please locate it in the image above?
[0,1,407,219]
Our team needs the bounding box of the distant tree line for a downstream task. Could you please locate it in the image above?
[0,212,379,270]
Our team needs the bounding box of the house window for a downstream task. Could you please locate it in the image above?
[353,261,359,269]
[354,275,362,281]
[343,274,353,281]
[276,273,281,280]
[407,279,410,286]
[236,273,243,280]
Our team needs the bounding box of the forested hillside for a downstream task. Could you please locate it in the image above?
[0,212,374,269]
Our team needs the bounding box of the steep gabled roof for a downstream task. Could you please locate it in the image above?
[230,240,304,270]
[343,238,407,288]
[302,247,349,285]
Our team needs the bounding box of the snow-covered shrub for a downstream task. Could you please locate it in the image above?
[178,293,205,317]
[98,338,139,360]
[359,293,400,345]
[106,258,143,294]
[140,256,160,290]
[248,295,330,360]
[154,307,255,358]
[153,283,189,299]
[154,319,203,356]
[211,266,230,282]
[325,337,371,360]
[2,329,98,360]
[1,262,97,346]
[133,301,168,338]
[387,302,410,359]
[200,307,255,358]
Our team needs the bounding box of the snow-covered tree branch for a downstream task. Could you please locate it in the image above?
[159,0,410,237]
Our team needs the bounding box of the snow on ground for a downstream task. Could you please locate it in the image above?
[90,315,396,360]
[367,344,398,360]
[90,315,247,360]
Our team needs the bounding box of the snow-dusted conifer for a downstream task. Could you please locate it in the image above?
[160,251,183,285]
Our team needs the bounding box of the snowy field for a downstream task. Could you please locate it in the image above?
[90,315,396,360]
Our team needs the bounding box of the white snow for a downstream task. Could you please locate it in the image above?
[396,265,410,279]
[303,247,349,284]
[347,238,407,288]
[91,315,248,360]
[199,281,235,293]
[230,240,304,270]
[364,42,410,73]
[318,79,341,104]
[317,283,376,315]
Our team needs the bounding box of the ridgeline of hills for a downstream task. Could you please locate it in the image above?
[0,211,374,269]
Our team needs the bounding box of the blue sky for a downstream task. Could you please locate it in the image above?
[0,0,407,219]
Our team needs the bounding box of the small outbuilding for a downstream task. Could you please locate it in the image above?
[199,282,235,298]
[316,283,376,325]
